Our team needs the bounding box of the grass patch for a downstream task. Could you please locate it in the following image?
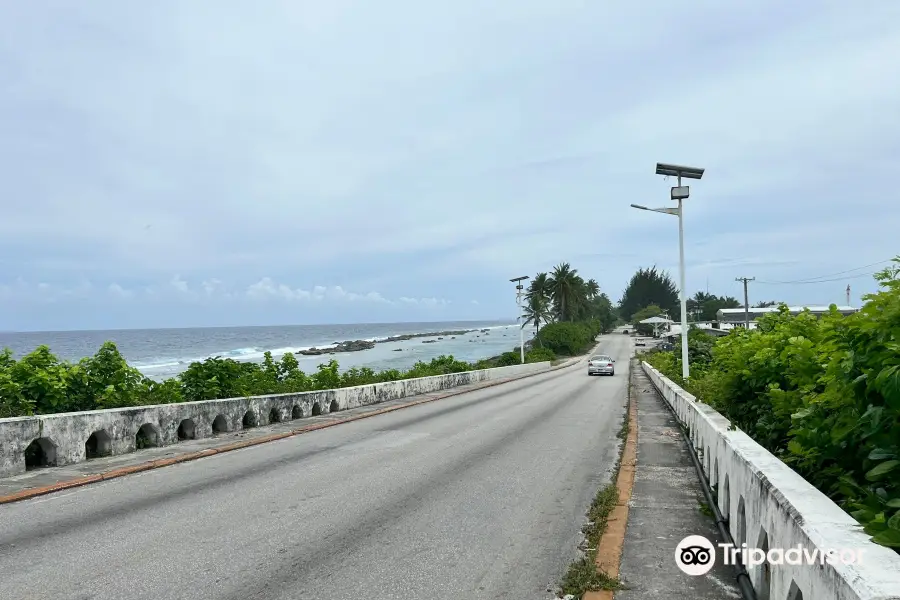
[558,484,622,596]
[698,496,714,518]
[557,361,634,597]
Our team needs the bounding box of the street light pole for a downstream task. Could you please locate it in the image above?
[631,162,705,381]
[510,276,530,364]
[676,176,690,380]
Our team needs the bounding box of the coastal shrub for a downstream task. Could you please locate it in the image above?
[0,318,604,420]
[0,347,558,419]
[471,358,497,370]
[535,321,601,356]
[525,347,556,363]
[494,351,522,367]
[645,258,900,550]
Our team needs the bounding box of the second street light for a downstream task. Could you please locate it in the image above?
[630,162,704,380]
[510,276,529,364]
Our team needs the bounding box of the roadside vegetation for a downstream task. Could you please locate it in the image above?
[0,262,615,418]
[641,258,900,550]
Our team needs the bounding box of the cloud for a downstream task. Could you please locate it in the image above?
[1,275,449,309]
[107,283,133,298]
[1,2,898,329]
[169,276,190,294]
[246,280,405,304]
[419,297,451,307]
[246,277,312,302]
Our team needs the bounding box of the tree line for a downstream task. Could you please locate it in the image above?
[519,262,618,339]
[614,265,780,333]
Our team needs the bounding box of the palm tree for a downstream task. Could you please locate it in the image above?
[527,272,552,305]
[687,291,714,321]
[521,293,551,343]
[586,278,600,299]
[548,263,582,322]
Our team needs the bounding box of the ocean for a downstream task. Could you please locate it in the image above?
[0,320,536,381]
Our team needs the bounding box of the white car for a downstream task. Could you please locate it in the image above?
[588,355,615,376]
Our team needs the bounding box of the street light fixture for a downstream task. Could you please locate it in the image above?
[630,162,705,381]
[510,276,530,364]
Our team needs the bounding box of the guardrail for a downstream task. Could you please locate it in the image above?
[0,361,553,479]
[642,361,900,600]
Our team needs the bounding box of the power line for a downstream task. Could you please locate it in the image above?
[755,259,894,285]
[757,271,879,285]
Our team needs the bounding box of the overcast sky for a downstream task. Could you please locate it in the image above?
[2,1,898,331]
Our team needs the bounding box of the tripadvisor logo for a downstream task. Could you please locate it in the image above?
[675,535,864,576]
[675,535,717,576]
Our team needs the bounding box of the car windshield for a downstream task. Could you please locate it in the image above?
[593,356,611,362]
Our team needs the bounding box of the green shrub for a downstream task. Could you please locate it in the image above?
[525,347,556,363]
[645,259,900,551]
[631,305,663,336]
[536,321,600,356]
[495,351,522,367]
[0,343,542,419]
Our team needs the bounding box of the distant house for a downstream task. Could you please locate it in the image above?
[715,305,860,326]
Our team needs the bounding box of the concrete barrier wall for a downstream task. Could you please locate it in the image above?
[0,361,552,479]
[642,361,900,600]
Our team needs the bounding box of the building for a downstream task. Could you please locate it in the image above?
[663,323,732,343]
[715,305,860,325]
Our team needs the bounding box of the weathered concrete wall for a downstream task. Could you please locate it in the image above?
[642,361,900,600]
[0,361,551,479]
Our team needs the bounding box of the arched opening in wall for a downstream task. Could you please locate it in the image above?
[705,446,711,479]
[737,497,747,547]
[756,529,771,600]
[329,399,339,413]
[135,423,160,449]
[242,410,258,428]
[212,415,229,434]
[269,407,282,424]
[786,580,803,600]
[291,405,303,419]
[24,437,57,470]
[312,402,322,416]
[85,430,112,459]
[712,457,719,488]
[722,475,731,527]
[177,418,196,441]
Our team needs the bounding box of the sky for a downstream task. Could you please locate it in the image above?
[2,1,899,331]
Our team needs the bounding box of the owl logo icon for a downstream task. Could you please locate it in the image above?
[675,535,716,576]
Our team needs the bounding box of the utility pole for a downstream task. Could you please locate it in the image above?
[846,284,851,307]
[735,277,755,329]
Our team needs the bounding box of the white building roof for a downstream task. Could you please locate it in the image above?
[639,316,673,324]
[718,305,857,314]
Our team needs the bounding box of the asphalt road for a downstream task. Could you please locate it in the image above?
[0,334,631,600]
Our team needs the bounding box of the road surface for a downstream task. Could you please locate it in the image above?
[0,335,630,600]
